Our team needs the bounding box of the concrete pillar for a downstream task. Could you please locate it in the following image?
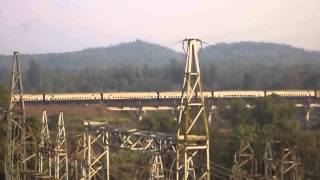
[137,108,145,121]
[304,104,311,127]
[207,105,215,124]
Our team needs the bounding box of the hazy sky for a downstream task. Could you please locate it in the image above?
[0,0,319,54]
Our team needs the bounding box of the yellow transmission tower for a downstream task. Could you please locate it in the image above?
[176,39,210,180]
[5,51,37,180]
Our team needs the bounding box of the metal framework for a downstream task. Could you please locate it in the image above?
[83,121,110,180]
[231,138,254,180]
[176,39,210,180]
[263,142,275,180]
[35,110,53,179]
[72,121,177,180]
[150,153,165,180]
[5,51,37,180]
[71,132,87,180]
[280,144,300,180]
[55,112,69,180]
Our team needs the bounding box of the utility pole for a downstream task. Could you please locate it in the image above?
[176,39,210,180]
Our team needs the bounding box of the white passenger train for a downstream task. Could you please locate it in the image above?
[14,89,317,102]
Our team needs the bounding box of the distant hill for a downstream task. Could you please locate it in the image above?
[0,40,183,70]
[201,42,320,65]
[0,40,319,71]
[1,40,320,92]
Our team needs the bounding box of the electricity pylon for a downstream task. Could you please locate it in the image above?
[231,138,254,179]
[176,39,210,180]
[83,121,110,180]
[264,142,274,179]
[280,144,300,180]
[55,112,69,180]
[38,110,53,177]
[5,51,37,180]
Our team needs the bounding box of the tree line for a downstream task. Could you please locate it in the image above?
[1,59,319,93]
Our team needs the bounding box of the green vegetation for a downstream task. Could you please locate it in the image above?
[1,41,320,92]
[1,40,320,178]
[0,85,9,175]
[138,112,177,134]
[213,96,320,179]
[0,85,9,109]
[0,87,319,178]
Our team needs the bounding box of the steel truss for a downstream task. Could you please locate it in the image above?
[81,121,110,180]
[5,51,37,180]
[231,138,254,180]
[107,126,177,180]
[71,133,86,179]
[264,142,275,180]
[55,112,69,180]
[150,153,165,180]
[280,144,300,180]
[176,39,210,180]
[71,121,177,180]
[34,110,54,179]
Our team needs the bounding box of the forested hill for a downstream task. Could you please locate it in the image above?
[0,40,183,69]
[1,40,320,92]
[0,40,320,69]
[202,42,320,65]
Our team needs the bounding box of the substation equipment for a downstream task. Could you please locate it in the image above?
[4,39,305,180]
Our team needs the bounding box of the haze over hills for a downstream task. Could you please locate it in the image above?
[1,40,320,92]
[0,40,319,70]
[0,40,184,70]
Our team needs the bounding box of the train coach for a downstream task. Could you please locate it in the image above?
[15,89,320,103]
[213,90,265,98]
[265,90,316,97]
[158,91,212,99]
[103,92,158,100]
[158,91,183,99]
[15,94,44,102]
[44,93,101,101]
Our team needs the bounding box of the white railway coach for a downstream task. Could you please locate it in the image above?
[14,94,43,102]
[103,92,158,100]
[159,91,212,99]
[266,90,315,97]
[159,91,183,99]
[202,91,212,98]
[45,93,101,101]
[213,90,265,98]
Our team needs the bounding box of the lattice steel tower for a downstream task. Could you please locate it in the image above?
[176,39,210,180]
[38,110,53,177]
[5,51,37,180]
[55,112,69,180]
